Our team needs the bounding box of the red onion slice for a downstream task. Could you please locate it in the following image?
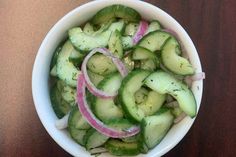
[76,74,140,138]
[81,48,128,99]
[185,72,205,87]
[133,20,149,44]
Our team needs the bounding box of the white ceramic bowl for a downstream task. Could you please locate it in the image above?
[32,0,203,156]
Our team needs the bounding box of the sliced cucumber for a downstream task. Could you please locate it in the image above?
[57,81,76,105]
[138,91,166,116]
[146,20,162,34]
[121,36,134,50]
[132,46,157,60]
[144,71,197,117]
[138,138,149,154]
[141,110,174,149]
[108,30,123,58]
[138,30,171,52]
[50,84,70,118]
[94,73,123,122]
[69,128,87,146]
[68,107,91,130]
[124,22,139,36]
[87,70,104,87]
[50,65,57,77]
[87,54,117,76]
[105,118,133,131]
[91,5,141,25]
[140,59,157,71]
[161,37,195,75]
[119,70,151,122]
[68,48,85,66]
[105,139,139,156]
[83,128,109,150]
[108,20,125,33]
[50,40,64,69]
[69,27,111,51]
[83,23,94,35]
[56,41,81,87]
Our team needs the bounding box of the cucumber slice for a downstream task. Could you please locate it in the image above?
[87,70,104,87]
[138,91,166,116]
[87,54,117,76]
[56,41,81,87]
[105,118,133,130]
[57,80,76,105]
[121,36,134,50]
[124,22,139,36]
[146,20,162,34]
[68,48,85,66]
[83,23,94,35]
[50,84,70,118]
[108,30,123,58]
[50,65,57,77]
[69,128,87,146]
[140,59,157,71]
[141,110,174,149]
[132,46,157,60]
[50,40,64,69]
[138,30,171,52]
[91,5,141,25]
[138,138,149,154]
[105,139,139,156]
[83,128,109,150]
[94,73,123,122]
[68,107,91,130]
[161,37,195,75]
[69,27,111,51]
[119,70,151,122]
[108,20,125,33]
[144,71,197,117]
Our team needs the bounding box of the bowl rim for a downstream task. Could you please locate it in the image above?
[32,0,203,156]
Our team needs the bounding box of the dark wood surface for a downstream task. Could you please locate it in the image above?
[1,0,236,156]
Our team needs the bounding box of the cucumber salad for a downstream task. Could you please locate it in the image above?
[50,4,205,156]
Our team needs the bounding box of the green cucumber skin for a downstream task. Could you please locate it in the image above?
[91,5,141,25]
[144,70,197,117]
[105,139,140,156]
[161,37,195,76]
[108,30,123,58]
[93,73,124,122]
[56,41,81,87]
[141,110,174,149]
[50,39,67,69]
[83,128,109,150]
[68,127,87,146]
[119,70,151,123]
[138,30,171,52]
[68,107,91,130]
[50,84,70,119]
[87,54,117,76]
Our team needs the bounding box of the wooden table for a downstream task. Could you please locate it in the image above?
[1,0,236,156]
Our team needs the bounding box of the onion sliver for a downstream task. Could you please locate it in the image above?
[76,74,140,138]
[81,48,128,99]
[55,112,69,130]
[133,20,149,44]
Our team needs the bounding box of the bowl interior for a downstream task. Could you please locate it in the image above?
[32,0,203,157]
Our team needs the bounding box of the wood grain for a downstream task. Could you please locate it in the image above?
[1,0,236,156]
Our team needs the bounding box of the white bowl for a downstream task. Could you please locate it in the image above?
[32,0,203,156]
